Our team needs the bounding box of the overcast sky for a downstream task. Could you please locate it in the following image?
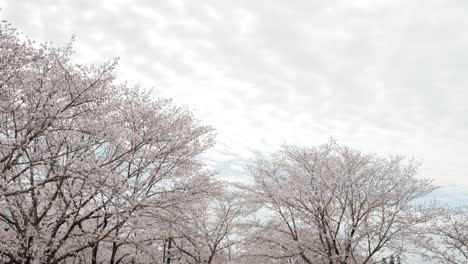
[1,0,467,204]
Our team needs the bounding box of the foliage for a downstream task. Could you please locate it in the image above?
[0,22,219,264]
[238,141,434,264]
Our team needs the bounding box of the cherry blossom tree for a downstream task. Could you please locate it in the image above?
[84,173,224,264]
[169,190,246,264]
[0,21,218,264]
[239,140,435,264]
[417,206,468,264]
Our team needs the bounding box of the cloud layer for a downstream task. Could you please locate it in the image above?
[2,0,467,202]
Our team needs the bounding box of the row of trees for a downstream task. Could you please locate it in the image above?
[0,22,467,264]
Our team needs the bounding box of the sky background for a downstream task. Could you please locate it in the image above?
[1,0,467,205]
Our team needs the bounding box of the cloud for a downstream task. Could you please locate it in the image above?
[1,0,467,197]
